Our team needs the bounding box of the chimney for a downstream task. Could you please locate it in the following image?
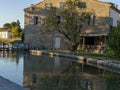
[115,5,118,8]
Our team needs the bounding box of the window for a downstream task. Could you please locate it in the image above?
[56,15,63,24]
[45,3,51,8]
[56,16,61,24]
[78,2,86,8]
[109,17,113,26]
[32,16,38,25]
[85,15,95,26]
[31,7,35,10]
[86,16,91,25]
[60,2,65,9]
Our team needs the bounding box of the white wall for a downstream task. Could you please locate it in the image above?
[110,8,120,27]
[0,31,11,38]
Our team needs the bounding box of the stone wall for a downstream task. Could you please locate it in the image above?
[24,25,69,49]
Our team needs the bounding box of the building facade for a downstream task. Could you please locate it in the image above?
[0,29,11,39]
[24,0,120,53]
[109,6,120,27]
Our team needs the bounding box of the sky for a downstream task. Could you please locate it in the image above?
[0,0,119,28]
[0,0,43,28]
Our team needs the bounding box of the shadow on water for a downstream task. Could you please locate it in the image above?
[0,51,119,90]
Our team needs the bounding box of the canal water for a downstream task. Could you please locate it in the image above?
[0,51,120,90]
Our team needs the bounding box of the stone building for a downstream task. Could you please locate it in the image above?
[24,0,120,53]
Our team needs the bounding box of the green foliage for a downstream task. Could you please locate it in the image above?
[42,6,58,30]
[108,25,120,58]
[106,77,120,90]
[20,31,24,42]
[11,26,19,38]
[11,22,17,27]
[105,45,115,58]
[3,20,22,38]
[10,20,22,38]
[3,23,11,29]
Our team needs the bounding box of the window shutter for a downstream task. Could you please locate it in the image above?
[39,17,41,24]
[32,16,35,25]
[90,15,95,25]
[32,16,38,25]
[109,17,113,26]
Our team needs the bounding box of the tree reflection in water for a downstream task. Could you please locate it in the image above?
[0,51,20,64]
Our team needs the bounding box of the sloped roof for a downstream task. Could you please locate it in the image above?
[0,28,11,32]
[80,25,109,36]
[24,0,44,10]
[110,6,120,13]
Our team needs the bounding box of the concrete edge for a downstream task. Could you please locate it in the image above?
[30,50,120,74]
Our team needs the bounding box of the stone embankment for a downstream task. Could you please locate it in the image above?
[30,50,120,74]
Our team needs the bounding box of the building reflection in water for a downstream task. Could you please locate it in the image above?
[0,51,119,90]
[23,54,109,90]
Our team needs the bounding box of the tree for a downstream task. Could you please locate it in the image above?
[10,20,22,38]
[42,0,92,50]
[11,22,17,27]
[3,23,11,29]
[2,20,22,39]
[11,25,19,38]
[108,25,120,58]
[16,20,22,33]
[20,31,24,42]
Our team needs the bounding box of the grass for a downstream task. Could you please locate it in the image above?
[48,50,106,59]
[47,50,120,60]
[0,38,22,44]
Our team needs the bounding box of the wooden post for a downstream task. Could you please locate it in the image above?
[83,37,85,45]
[104,36,106,45]
[82,37,85,51]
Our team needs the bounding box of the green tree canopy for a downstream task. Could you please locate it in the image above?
[42,0,93,50]
[11,26,19,38]
[16,20,22,33]
[108,25,120,58]
[3,23,11,29]
[11,22,17,27]
[2,20,22,38]
[10,20,22,38]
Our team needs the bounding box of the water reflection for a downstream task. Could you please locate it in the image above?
[0,51,119,90]
[0,51,24,85]
[23,54,120,90]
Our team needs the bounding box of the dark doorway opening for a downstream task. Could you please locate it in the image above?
[85,37,95,45]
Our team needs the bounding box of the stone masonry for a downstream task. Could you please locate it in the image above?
[24,0,113,50]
